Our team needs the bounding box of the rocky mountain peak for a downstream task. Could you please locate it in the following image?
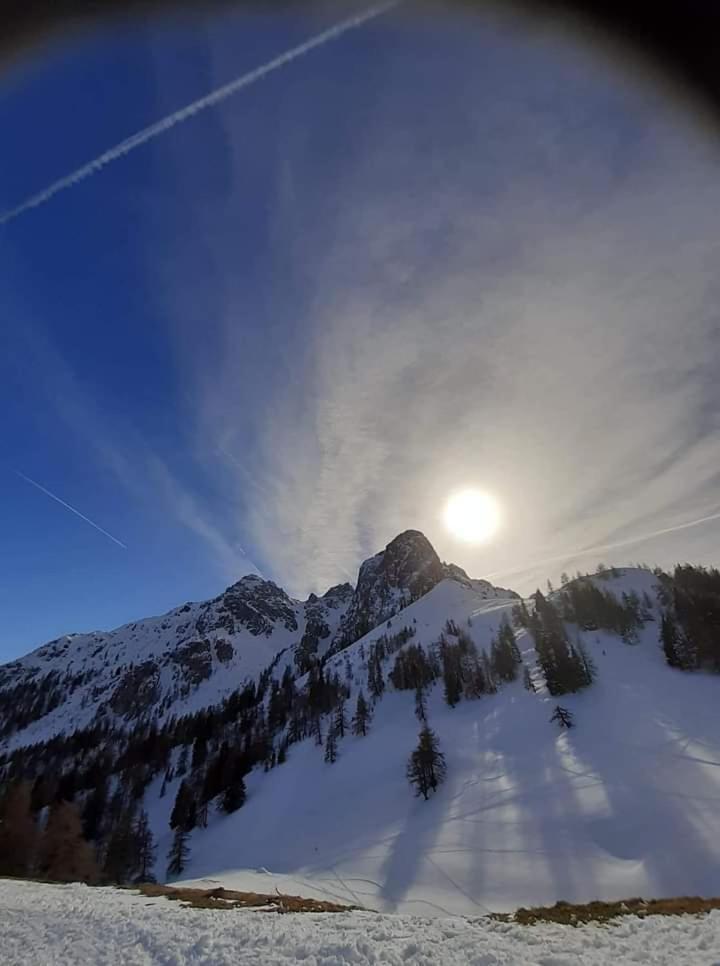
[207,575,298,637]
[321,582,355,603]
[332,530,446,649]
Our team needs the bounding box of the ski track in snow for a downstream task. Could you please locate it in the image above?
[2,879,719,966]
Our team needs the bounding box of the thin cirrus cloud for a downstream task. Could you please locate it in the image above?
[159,12,720,597]
[3,314,253,583]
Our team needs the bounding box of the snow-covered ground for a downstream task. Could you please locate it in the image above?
[2,878,719,966]
[148,572,720,916]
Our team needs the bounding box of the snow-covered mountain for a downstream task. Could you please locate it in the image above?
[2,534,719,918]
[0,530,509,751]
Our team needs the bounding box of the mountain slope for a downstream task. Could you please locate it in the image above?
[154,570,720,915]
[0,532,511,752]
[0,576,349,751]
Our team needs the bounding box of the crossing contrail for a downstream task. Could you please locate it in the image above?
[483,508,720,583]
[0,1,401,227]
[15,471,127,549]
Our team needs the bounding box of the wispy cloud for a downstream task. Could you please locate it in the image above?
[15,470,127,549]
[483,507,720,584]
[0,0,401,227]
[162,13,720,596]
[3,314,255,582]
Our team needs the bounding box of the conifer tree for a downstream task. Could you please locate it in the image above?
[414,685,427,722]
[324,726,338,764]
[490,616,522,683]
[220,775,246,814]
[166,826,190,878]
[352,691,370,736]
[441,644,462,707]
[134,809,156,882]
[81,777,108,842]
[191,736,207,769]
[287,712,305,745]
[367,651,385,700]
[333,700,348,739]
[660,613,682,668]
[103,807,139,883]
[511,600,530,629]
[640,591,655,621]
[531,590,594,695]
[197,800,209,828]
[481,651,497,694]
[169,780,196,831]
[406,726,447,800]
[550,705,574,729]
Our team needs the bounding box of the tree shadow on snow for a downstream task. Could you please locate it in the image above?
[563,677,720,898]
[376,765,457,913]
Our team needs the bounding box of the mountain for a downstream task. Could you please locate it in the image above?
[331,530,517,652]
[1,538,719,917]
[0,531,509,751]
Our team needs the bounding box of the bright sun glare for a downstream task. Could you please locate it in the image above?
[443,489,502,544]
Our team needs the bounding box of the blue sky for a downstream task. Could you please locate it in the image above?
[1,2,720,660]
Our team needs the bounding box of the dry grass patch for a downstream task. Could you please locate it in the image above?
[133,882,355,914]
[492,896,720,926]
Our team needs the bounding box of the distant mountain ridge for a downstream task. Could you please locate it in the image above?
[0,530,516,750]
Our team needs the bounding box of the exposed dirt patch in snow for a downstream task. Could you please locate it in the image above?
[493,895,720,926]
[134,881,354,913]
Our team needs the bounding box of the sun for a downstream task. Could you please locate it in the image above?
[443,488,502,544]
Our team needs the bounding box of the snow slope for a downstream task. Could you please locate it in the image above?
[3,878,719,966]
[160,572,720,916]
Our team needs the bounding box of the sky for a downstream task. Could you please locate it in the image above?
[1,1,720,660]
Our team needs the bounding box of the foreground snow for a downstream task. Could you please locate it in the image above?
[2,879,719,966]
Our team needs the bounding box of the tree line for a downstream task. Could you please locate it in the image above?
[659,565,720,672]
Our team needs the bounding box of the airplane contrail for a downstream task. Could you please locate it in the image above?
[483,508,720,583]
[0,1,401,227]
[15,471,127,549]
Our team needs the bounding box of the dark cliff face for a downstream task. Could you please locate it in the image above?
[333,531,446,649]
[294,583,354,674]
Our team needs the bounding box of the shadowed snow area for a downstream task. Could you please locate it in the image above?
[2,878,719,966]
[142,571,720,916]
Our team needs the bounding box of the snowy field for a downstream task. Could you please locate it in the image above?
[2,878,719,966]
